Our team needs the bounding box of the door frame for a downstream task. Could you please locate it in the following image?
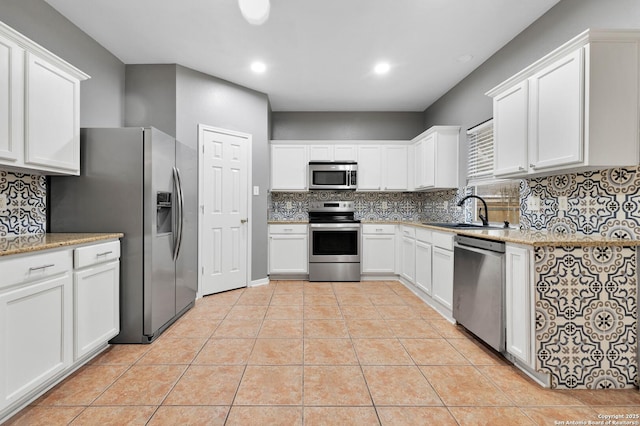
[197,124,252,299]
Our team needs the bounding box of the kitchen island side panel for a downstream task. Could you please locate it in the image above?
[534,245,637,389]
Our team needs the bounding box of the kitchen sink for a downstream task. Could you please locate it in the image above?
[422,222,505,230]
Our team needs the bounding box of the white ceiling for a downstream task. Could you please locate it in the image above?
[45,0,561,112]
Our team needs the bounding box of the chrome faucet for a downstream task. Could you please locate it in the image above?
[457,195,489,226]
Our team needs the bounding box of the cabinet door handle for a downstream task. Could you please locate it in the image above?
[96,251,113,257]
[518,166,525,171]
[29,264,55,272]
[529,163,536,169]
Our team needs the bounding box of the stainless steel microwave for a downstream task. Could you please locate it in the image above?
[308,161,357,190]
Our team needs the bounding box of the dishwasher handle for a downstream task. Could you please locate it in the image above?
[454,235,505,253]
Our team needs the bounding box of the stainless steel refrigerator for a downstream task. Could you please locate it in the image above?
[49,127,197,343]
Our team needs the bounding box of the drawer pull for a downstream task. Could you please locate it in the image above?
[29,264,55,272]
[376,228,384,232]
[96,251,113,257]
[284,228,293,232]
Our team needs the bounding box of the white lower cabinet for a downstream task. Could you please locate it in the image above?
[414,231,433,296]
[431,231,455,311]
[505,243,534,367]
[268,224,308,275]
[73,241,120,360]
[361,224,396,275]
[0,239,121,422]
[399,226,416,283]
[0,250,73,413]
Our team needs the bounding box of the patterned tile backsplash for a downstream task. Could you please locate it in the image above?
[520,166,640,236]
[3,164,639,237]
[268,188,472,223]
[0,171,46,236]
[534,245,638,389]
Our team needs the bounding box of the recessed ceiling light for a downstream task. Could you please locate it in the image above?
[238,0,270,25]
[374,62,390,75]
[456,54,474,63]
[251,61,266,73]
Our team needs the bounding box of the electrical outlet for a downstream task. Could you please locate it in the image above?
[527,196,540,212]
[286,201,292,209]
[253,186,260,196]
[0,194,6,211]
[558,196,568,211]
[381,201,388,210]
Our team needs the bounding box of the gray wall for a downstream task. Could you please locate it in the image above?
[124,65,270,282]
[423,0,640,182]
[176,66,270,283]
[125,65,177,136]
[272,112,425,140]
[0,0,126,127]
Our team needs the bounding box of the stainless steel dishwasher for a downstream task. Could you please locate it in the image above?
[453,234,506,352]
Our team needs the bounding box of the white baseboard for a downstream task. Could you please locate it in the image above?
[250,277,270,287]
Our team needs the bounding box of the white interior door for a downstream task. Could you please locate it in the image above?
[199,125,250,295]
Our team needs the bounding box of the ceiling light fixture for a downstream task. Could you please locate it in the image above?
[456,54,474,63]
[374,62,390,75]
[238,0,270,25]
[251,61,266,73]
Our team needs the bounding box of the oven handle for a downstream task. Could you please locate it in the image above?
[309,223,361,231]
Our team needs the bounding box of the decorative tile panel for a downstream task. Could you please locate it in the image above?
[269,188,472,223]
[0,171,46,236]
[534,245,638,389]
[521,166,640,236]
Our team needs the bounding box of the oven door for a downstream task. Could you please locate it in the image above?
[309,223,361,263]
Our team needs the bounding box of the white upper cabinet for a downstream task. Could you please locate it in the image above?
[487,29,640,178]
[0,21,89,176]
[356,144,408,191]
[528,48,583,171]
[308,144,333,162]
[382,145,408,191]
[411,126,459,190]
[356,145,382,190]
[307,143,357,162]
[270,144,308,191]
[25,52,82,173]
[493,81,528,176]
[269,140,434,192]
[333,144,357,161]
[0,34,22,163]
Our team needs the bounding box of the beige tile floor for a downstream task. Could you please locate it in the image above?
[7,280,640,425]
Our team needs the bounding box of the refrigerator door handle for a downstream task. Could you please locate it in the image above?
[173,166,185,261]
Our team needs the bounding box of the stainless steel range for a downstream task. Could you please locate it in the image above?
[308,201,361,282]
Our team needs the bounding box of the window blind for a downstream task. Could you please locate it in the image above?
[466,119,494,184]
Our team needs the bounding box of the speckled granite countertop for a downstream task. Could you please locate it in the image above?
[0,233,124,256]
[269,220,640,247]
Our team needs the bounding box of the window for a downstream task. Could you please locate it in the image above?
[473,181,520,226]
[467,119,520,226]
[466,119,494,184]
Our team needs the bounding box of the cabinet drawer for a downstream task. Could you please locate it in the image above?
[0,249,72,290]
[432,231,454,250]
[362,224,395,234]
[415,228,432,243]
[269,224,307,234]
[401,226,416,238]
[74,240,120,269]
